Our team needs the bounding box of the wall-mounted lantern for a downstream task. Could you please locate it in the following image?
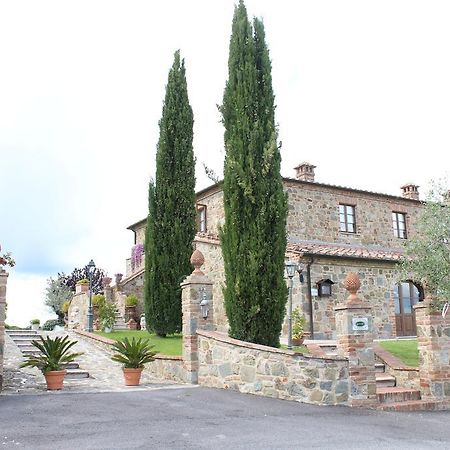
[317,279,334,297]
[199,287,209,319]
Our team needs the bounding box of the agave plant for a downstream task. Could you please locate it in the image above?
[111,337,156,369]
[20,335,83,373]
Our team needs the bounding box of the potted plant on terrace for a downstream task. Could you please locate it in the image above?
[111,337,156,386]
[292,307,306,346]
[125,294,138,322]
[30,319,40,331]
[20,335,83,390]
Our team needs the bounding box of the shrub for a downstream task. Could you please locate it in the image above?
[126,294,138,307]
[42,319,65,331]
[30,319,40,325]
[77,278,89,285]
[99,301,116,330]
[92,294,105,307]
[62,301,71,314]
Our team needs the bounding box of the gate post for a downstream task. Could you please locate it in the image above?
[414,289,450,402]
[181,249,214,384]
[335,272,377,407]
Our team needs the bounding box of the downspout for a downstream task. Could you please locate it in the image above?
[305,257,314,339]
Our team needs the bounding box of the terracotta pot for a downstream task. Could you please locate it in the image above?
[123,368,143,386]
[292,336,304,346]
[44,370,67,390]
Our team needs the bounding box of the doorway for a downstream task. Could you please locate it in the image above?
[394,281,422,336]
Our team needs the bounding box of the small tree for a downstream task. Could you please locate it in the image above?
[399,181,450,303]
[45,278,73,320]
[58,265,106,294]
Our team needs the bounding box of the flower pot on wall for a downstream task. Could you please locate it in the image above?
[292,336,304,346]
[123,368,143,386]
[44,370,67,390]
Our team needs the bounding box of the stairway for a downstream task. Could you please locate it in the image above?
[113,310,128,330]
[374,359,440,411]
[6,329,90,379]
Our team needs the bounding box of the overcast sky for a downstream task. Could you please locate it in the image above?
[1,0,449,326]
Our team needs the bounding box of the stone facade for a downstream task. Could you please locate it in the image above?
[124,165,425,339]
[197,330,349,405]
[0,269,8,391]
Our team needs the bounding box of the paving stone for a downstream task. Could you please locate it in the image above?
[2,331,182,395]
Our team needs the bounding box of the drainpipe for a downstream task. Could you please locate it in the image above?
[305,258,314,339]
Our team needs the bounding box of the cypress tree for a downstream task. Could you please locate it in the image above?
[144,51,196,336]
[220,1,288,347]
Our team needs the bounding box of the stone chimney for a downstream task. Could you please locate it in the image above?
[294,162,316,182]
[401,183,420,200]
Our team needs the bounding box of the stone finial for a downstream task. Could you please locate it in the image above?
[190,249,205,275]
[343,272,361,304]
[401,183,420,200]
[115,273,123,285]
[101,277,112,288]
[294,162,316,182]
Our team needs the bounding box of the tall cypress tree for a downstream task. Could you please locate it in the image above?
[220,1,287,347]
[144,51,196,336]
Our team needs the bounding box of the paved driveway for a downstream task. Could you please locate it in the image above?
[1,386,449,449]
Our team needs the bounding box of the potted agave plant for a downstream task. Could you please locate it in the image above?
[20,335,83,390]
[111,337,156,386]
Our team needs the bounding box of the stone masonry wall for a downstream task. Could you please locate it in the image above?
[284,179,422,247]
[0,269,8,391]
[117,270,145,319]
[68,292,89,330]
[197,330,349,405]
[195,239,401,339]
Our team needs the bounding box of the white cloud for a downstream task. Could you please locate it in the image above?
[5,272,56,327]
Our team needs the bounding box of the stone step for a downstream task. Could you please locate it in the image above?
[376,374,396,388]
[10,337,40,343]
[16,344,39,351]
[375,363,385,373]
[21,349,42,356]
[65,369,89,379]
[377,399,441,412]
[61,362,80,370]
[377,387,421,404]
[7,332,40,338]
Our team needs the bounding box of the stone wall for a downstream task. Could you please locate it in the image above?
[68,291,89,330]
[0,269,8,391]
[197,330,349,405]
[284,179,422,247]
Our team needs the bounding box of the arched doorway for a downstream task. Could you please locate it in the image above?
[393,281,423,336]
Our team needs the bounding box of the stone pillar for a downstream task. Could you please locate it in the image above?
[181,249,214,384]
[414,291,450,401]
[334,272,377,407]
[0,268,9,391]
[102,277,113,302]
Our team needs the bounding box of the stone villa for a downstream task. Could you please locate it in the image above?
[121,163,425,340]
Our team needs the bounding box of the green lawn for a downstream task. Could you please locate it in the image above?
[95,330,182,356]
[378,339,419,367]
[280,344,309,354]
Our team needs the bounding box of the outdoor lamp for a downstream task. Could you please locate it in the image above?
[285,261,298,350]
[200,298,209,319]
[199,287,209,319]
[87,259,96,332]
[285,261,297,279]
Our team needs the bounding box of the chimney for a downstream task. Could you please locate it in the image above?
[401,183,420,200]
[294,162,316,182]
